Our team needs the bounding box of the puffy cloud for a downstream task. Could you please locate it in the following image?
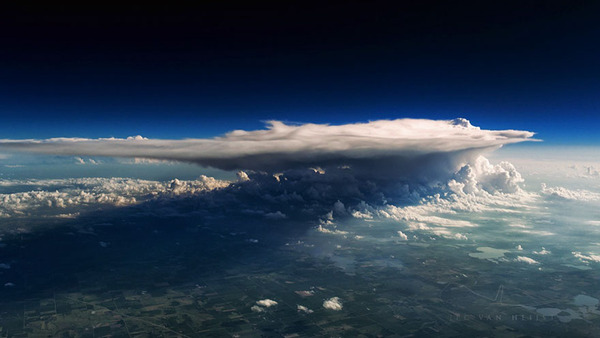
[450,157,524,194]
[515,256,540,264]
[397,230,408,240]
[297,305,314,314]
[256,299,278,307]
[540,184,600,202]
[572,252,600,263]
[295,290,315,297]
[325,149,545,241]
[0,176,229,218]
[533,247,551,255]
[0,119,534,183]
[251,299,279,313]
[323,297,343,311]
[430,228,468,240]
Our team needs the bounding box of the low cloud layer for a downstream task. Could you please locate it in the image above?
[0,177,228,218]
[0,119,534,184]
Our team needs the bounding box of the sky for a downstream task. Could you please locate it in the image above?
[0,2,599,143]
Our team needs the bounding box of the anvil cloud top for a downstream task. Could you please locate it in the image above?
[0,118,534,180]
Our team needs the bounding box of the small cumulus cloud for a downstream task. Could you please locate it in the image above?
[323,297,343,310]
[297,305,313,314]
[515,256,539,264]
[295,290,315,297]
[126,135,148,141]
[256,299,278,307]
[251,299,278,313]
[572,252,600,263]
[533,247,551,255]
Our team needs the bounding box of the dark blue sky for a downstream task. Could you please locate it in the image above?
[1,2,599,144]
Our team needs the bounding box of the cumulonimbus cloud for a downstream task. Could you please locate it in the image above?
[0,118,535,182]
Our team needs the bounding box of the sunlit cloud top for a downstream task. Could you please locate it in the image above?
[0,118,535,177]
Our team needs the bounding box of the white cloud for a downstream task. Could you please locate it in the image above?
[533,247,551,255]
[295,290,315,297]
[515,256,539,264]
[516,229,555,236]
[0,176,229,218]
[572,252,600,263]
[450,157,525,194]
[0,119,534,180]
[323,297,343,311]
[256,299,278,307]
[451,233,468,240]
[297,305,313,314]
[126,135,148,141]
[397,230,408,240]
[540,184,600,202]
[0,119,542,243]
[430,228,468,240]
[352,174,536,236]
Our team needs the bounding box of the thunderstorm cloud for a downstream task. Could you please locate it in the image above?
[0,119,534,184]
